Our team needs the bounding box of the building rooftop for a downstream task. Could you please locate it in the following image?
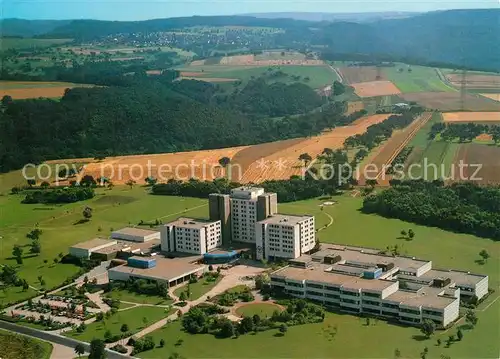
[423,269,487,287]
[93,239,160,255]
[71,238,117,250]
[112,227,160,237]
[272,266,396,291]
[108,256,204,282]
[165,217,219,230]
[385,290,457,309]
[258,214,313,226]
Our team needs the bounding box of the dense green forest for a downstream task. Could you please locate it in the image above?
[0,74,354,173]
[22,187,95,204]
[363,180,500,240]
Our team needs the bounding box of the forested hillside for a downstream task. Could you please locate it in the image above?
[27,9,500,71]
[0,76,352,173]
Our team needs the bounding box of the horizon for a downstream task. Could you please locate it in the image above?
[2,0,498,21]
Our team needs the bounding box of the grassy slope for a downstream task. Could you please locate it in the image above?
[0,184,207,304]
[65,306,171,341]
[173,276,222,300]
[106,289,173,305]
[0,329,53,359]
[384,65,456,93]
[140,299,499,359]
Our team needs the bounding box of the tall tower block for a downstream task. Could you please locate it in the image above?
[208,194,231,246]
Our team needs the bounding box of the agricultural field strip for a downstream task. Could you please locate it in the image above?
[371,112,433,180]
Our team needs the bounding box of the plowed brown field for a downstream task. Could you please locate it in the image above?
[358,112,433,186]
[338,67,384,84]
[447,74,500,90]
[352,81,401,97]
[400,92,500,112]
[75,114,392,185]
[442,112,500,123]
[454,144,500,184]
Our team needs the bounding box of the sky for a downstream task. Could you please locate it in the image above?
[2,0,499,20]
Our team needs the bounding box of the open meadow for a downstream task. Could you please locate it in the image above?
[383,65,455,93]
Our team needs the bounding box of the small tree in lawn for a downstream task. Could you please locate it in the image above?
[421,319,436,338]
[74,343,85,358]
[400,230,407,238]
[83,206,93,221]
[126,179,136,189]
[394,348,401,358]
[279,323,288,335]
[179,291,187,301]
[436,338,441,346]
[142,316,148,327]
[121,323,129,335]
[89,338,106,359]
[160,338,165,347]
[104,329,112,342]
[457,328,463,341]
[465,309,478,328]
[408,229,415,240]
[12,245,23,264]
[479,249,490,263]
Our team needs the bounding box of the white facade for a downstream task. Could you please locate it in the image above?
[161,218,221,255]
[69,239,117,259]
[230,187,264,243]
[255,215,316,260]
[111,228,160,243]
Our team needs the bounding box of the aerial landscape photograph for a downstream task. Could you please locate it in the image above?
[0,0,499,358]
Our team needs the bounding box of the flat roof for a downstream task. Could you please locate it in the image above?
[272,266,396,291]
[423,269,487,287]
[109,257,204,282]
[385,290,456,309]
[258,214,313,225]
[93,239,160,255]
[166,217,219,229]
[71,238,116,250]
[112,227,160,237]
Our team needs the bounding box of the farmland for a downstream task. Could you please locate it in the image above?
[338,66,383,84]
[0,37,71,50]
[479,93,500,102]
[190,53,323,67]
[351,80,401,97]
[400,92,500,112]
[442,112,500,123]
[445,72,500,91]
[383,65,455,93]
[177,63,340,89]
[454,144,500,184]
[0,81,93,99]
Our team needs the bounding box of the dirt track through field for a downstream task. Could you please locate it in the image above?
[358,112,433,186]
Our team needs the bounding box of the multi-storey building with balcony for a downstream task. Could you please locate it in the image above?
[270,244,488,328]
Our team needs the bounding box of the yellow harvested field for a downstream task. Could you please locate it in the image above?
[352,81,401,97]
[442,112,500,123]
[1,87,71,99]
[479,93,500,102]
[74,115,392,185]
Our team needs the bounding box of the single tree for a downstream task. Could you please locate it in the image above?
[12,245,23,264]
[457,329,463,341]
[400,230,407,237]
[218,157,231,168]
[436,338,442,346]
[279,323,288,335]
[104,329,112,342]
[394,348,401,358]
[298,153,313,166]
[30,240,41,254]
[27,179,36,187]
[179,291,187,301]
[125,179,136,189]
[121,323,129,334]
[408,229,415,240]
[74,343,85,358]
[465,309,478,327]
[40,181,50,189]
[159,338,165,347]
[83,206,93,221]
[479,249,490,263]
[421,319,436,338]
[89,338,106,359]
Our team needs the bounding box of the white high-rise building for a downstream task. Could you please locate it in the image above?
[255,214,316,260]
[229,186,277,243]
[160,217,221,255]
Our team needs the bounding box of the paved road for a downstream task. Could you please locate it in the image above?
[0,320,134,359]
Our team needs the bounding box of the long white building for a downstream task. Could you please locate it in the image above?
[160,217,222,255]
[255,214,316,260]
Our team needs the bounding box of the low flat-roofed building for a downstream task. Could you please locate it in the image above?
[422,269,489,300]
[111,227,160,243]
[69,238,117,259]
[161,217,222,255]
[256,214,316,260]
[91,239,160,261]
[108,256,205,287]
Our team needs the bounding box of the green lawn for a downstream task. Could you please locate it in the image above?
[0,183,207,305]
[384,65,456,93]
[174,276,222,300]
[235,303,281,318]
[0,329,53,359]
[65,306,171,342]
[106,289,173,305]
[138,298,499,359]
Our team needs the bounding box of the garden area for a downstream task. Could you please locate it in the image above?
[235,303,282,318]
[174,271,222,301]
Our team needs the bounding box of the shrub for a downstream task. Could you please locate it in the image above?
[111,344,127,353]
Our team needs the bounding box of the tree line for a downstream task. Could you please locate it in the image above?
[430,122,500,143]
[21,187,95,204]
[362,180,500,240]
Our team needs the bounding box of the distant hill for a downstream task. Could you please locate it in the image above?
[0,19,71,37]
[241,11,419,23]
